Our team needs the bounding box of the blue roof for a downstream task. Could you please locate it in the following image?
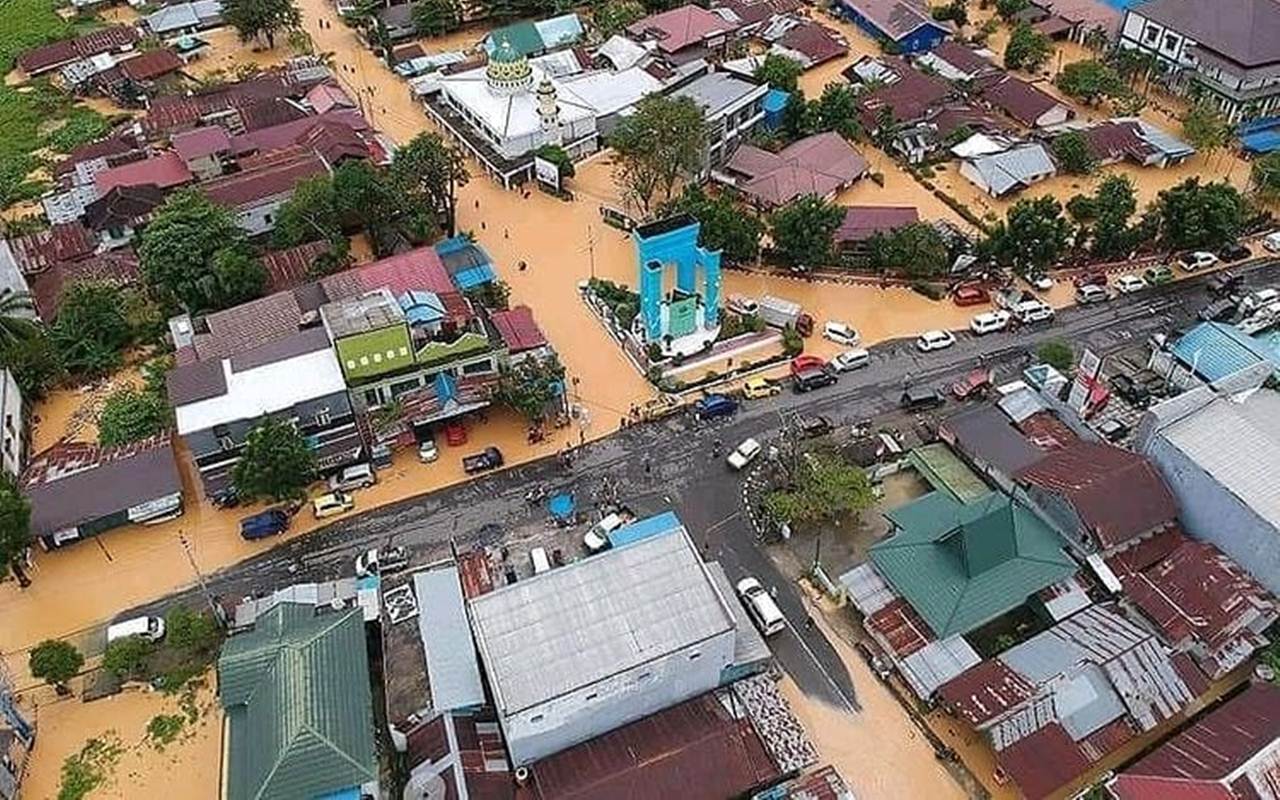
[434,236,496,290]
[608,511,683,549]
[764,88,790,113]
[1239,117,1280,154]
[1171,322,1276,382]
[398,290,445,325]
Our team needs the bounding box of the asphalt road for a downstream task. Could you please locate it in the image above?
[133,260,1280,710]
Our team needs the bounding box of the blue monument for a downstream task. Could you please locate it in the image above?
[632,215,722,357]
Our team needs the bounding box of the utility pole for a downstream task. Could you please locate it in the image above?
[177,530,223,626]
[585,225,597,280]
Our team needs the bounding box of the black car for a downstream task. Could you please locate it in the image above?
[900,386,946,411]
[793,367,836,393]
[1217,243,1252,263]
[1207,270,1244,297]
[1109,374,1151,406]
[798,415,834,438]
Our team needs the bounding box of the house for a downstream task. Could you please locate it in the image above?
[1078,117,1196,167]
[626,4,739,62]
[201,147,329,236]
[833,205,920,252]
[218,603,378,800]
[769,22,848,69]
[1108,528,1277,680]
[1,223,96,277]
[166,327,363,499]
[1120,0,1280,123]
[939,604,1202,800]
[485,13,584,58]
[834,0,948,53]
[715,0,803,36]
[1154,321,1278,386]
[143,0,223,36]
[320,288,418,385]
[16,26,140,77]
[20,434,182,550]
[1135,370,1280,595]
[671,72,771,176]
[115,47,185,85]
[1108,681,1280,800]
[915,41,996,82]
[939,402,1076,491]
[171,126,232,180]
[979,74,1074,128]
[856,59,954,133]
[92,151,194,197]
[719,131,868,208]
[28,248,140,322]
[466,513,761,765]
[259,240,335,293]
[489,305,552,364]
[1033,0,1121,45]
[0,371,22,477]
[959,143,1056,197]
[81,184,167,250]
[374,4,417,43]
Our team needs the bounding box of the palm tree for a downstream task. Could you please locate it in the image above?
[0,292,38,348]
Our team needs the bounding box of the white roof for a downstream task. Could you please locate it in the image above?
[438,64,597,140]
[560,66,662,116]
[414,566,485,712]
[721,54,767,79]
[950,132,1014,159]
[531,49,585,78]
[174,346,346,434]
[966,144,1055,195]
[596,34,649,70]
[467,525,736,715]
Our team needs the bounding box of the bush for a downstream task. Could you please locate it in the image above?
[165,606,221,653]
[781,325,803,356]
[103,635,154,679]
[1037,339,1074,372]
[97,388,170,447]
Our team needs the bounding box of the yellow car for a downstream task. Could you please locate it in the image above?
[312,491,355,519]
[743,377,781,399]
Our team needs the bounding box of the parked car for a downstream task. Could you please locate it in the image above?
[1264,231,1280,253]
[900,386,945,411]
[584,511,632,553]
[727,294,760,316]
[694,394,739,419]
[1096,418,1131,443]
[1109,374,1151,406]
[1075,284,1111,305]
[1198,295,1239,322]
[1218,242,1251,263]
[742,377,780,399]
[823,321,860,346]
[727,437,763,470]
[789,354,827,375]
[951,284,989,306]
[916,330,956,352]
[462,446,504,474]
[969,309,1010,335]
[312,491,355,519]
[1012,300,1054,325]
[1072,271,1108,288]
[1207,270,1244,297]
[240,508,291,541]
[328,463,375,492]
[736,576,785,636]
[1143,265,1174,286]
[798,415,833,438]
[1028,273,1053,291]
[793,367,836,393]
[1114,274,1147,294]
[107,616,166,644]
[417,434,439,463]
[832,348,870,372]
[354,546,409,577]
[1176,251,1218,272]
[855,640,891,680]
[1241,288,1280,314]
[950,367,993,400]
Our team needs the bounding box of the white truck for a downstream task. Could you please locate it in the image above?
[758,295,814,335]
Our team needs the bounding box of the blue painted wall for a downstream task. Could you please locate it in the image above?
[837,0,947,53]
[631,219,723,338]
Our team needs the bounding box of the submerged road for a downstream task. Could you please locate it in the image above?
[133,261,1280,709]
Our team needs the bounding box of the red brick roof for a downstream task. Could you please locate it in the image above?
[727,132,868,207]
[119,48,184,81]
[202,148,326,208]
[351,245,455,296]
[93,151,193,194]
[777,22,847,66]
[865,596,933,658]
[490,305,547,353]
[833,205,919,244]
[17,25,140,75]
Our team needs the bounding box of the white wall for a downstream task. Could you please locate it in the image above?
[0,369,22,477]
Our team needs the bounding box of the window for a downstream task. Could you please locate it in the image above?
[584,692,598,701]
[314,407,331,427]
[217,435,234,451]
[688,652,701,661]
[530,714,544,723]
[1143,24,1158,44]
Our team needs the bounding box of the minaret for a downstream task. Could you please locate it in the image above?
[536,77,562,146]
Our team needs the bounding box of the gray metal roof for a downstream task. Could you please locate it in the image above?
[671,72,764,118]
[968,144,1055,196]
[414,565,485,712]
[468,526,736,715]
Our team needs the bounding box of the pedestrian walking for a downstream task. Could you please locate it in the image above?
[475,199,480,209]
[503,228,509,239]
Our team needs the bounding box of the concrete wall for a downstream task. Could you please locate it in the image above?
[501,628,735,765]
[0,369,22,477]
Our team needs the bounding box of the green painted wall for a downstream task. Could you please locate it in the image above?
[335,324,415,382]
[415,332,491,367]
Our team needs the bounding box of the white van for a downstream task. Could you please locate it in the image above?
[736,576,785,637]
[107,615,166,644]
[1014,300,1054,324]
[970,310,1010,335]
[530,547,551,575]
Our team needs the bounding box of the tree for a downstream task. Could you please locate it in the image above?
[1005,23,1051,72]
[51,282,133,378]
[1037,340,1074,372]
[1052,131,1099,175]
[754,53,803,93]
[333,160,420,255]
[533,144,575,180]
[0,292,37,347]
[1147,178,1247,251]
[866,222,951,278]
[211,246,267,309]
[29,639,83,694]
[664,185,763,264]
[493,355,566,423]
[103,635,153,679]
[0,472,31,587]
[391,132,469,238]
[983,196,1071,275]
[222,0,302,48]
[1055,60,1127,106]
[770,195,844,269]
[165,606,221,653]
[412,0,462,36]
[815,83,863,142]
[1251,151,1280,201]
[273,175,342,248]
[931,0,967,27]
[763,453,875,527]
[1181,102,1231,161]
[995,0,1029,18]
[98,388,170,447]
[592,0,645,37]
[139,189,254,312]
[232,416,316,502]
[610,94,706,215]
[1088,175,1138,258]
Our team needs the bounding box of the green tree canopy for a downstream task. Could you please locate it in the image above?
[1037,340,1074,372]
[29,639,84,690]
[1054,59,1128,105]
[995,0,1029,18]
[663,185,763,265]
[763,452,875,526]
[138,189,256,312]
[232,416,317,502]
[494,355,565,423]
[866,222,951,278]
[412,0,462,36]
[931,0,967,26]
[210,246,267,309]
[1005,23,1051,72]
[1181,102,1231,159]
[1088,175,1138,259]
[165,606,222,653]
[0,330,63,399]
[98,388,170,447]
[1251,150,1280,202]
[390,132,469,237]
[533,144,575,180]
[1052,130,1099,175]
[770,195,844,269]
[592,0,645,37]
[1146,178,1247,251]
[273,174,342,248]
[610,94,706,215]
[982,195,1072,275]
[51,282,134,378]
[103,635,154,679]
[0,471,32,586]
[222,0,302,48]
[754,53,804,93]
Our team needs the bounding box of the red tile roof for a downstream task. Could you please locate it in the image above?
[490,305,547,353]
[995,722,1092,800]
[833,205,919,244]
[937,660,1034,727]
[929,41,994,76]
[351,245,455,296]
[93,151,193,194]
[260,240,334,293]
[119,48,184,81]
[858,60,952,128]
[776,22,848,65]
[627,5,738,53]
[979,75,1069,127]
[29,249,141,322]
[230,110,370,156]
[1111,683,1280,800]
[17,25,140,75]
[305,82,355,115]
[1018,441,1178,549]
[727,132,868,207]
[5,223,96,274]
[202,149,327,208]
[171,126,232,162]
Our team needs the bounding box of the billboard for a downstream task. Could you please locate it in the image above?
[534,156,560,191]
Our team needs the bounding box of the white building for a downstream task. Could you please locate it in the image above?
[669,71,769,177]
[0,369,22,477]
[466,514,754,765]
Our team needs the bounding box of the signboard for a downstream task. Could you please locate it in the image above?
[534,156,560,191]
[1068,348,1103,411]
[667,295,698,337]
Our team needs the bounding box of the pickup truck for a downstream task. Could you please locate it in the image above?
[463,446,504,474]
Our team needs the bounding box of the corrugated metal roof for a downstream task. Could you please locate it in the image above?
[967,144,1055,195]
[608,510,683,548]
[909,443,992,503]
[414,565,485,712]
[1171,322,1274,381]
[898,635,980,699]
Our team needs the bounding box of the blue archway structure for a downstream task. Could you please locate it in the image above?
[632,215,722,353]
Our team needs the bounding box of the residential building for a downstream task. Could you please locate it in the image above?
[1108,681,1280,800]
[1119,0,1280,123]
[374,4,417,43]
[1077,117,1196,167]
[92,151,194,197]
[718,131,868,208]
[202,146,329,235]
[835,0,948,53]
[81,184,167,250]
[466,513,754,765]
[1135,369,1280,595]
[490,304,552,364]
[978,74,1074,128]
[143,0,223,36]
[485,13,585,58]
[16,26,140,77]
[715,0,804,37]
[626,4,740,63]
[939,402,1076,490]
[1033,0,1121,45]
[854,58,954,130]
[218,603,378,800]
[0,371,22,478]
[959,143,1057,197]
[20,434,183,549]
[171,126,232,180]
[769,22,848,69]
[1153,320,1278,387]
[833,205,920,254]
[915,41,997,82]
[28,248,140,322]
[671,72,769,177]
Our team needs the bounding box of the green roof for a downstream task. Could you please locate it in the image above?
[909,443,992,504]
[489,23,543,57]
[870,492,1076,638]
[218,605,377,800]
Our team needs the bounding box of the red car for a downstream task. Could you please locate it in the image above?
[789,354,827,376]
[952,285,990,307]
[1072,271,1108,288]
[950,367,993,400]
[443,421,468,446]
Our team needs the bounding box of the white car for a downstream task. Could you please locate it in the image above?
[417,436,438,463]
[354,546,409,577]
[822,321,860,346]
[916,330,956,352]
[1114,274,1147,294]
[832,348,870,372]
[1177,251,1218,272]
[969,310,1010,335]
[1028,274,1053,291]
[727,437,763,470]
[1264,232,1280,253]
[328,463,375,492]
[736,576,785,636]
